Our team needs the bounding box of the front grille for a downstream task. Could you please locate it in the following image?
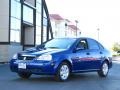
[18,56,35,60]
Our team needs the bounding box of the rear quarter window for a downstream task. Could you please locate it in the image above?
[98,42,105,50]
[87,39,100,50]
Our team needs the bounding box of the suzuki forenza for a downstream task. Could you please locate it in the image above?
[10,37,112,81]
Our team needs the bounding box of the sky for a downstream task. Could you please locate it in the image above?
[46,0,120,49]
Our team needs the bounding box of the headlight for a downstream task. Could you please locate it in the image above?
[37,54,52,61]
[12,54,18,59]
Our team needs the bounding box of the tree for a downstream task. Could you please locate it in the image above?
[112,42,120,52]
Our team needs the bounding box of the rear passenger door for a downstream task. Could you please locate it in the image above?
[72,38,102,71]
[87,39,102,69]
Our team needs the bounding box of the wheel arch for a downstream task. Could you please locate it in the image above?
[62,59,72,72]
[54,59,72,81]
[55,59,73,73]
[102,58,110,68]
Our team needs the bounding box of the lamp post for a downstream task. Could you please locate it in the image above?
[97,28,100,41]
[75,20,78,37]
[65,23,67,37]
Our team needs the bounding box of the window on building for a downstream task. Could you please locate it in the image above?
[36,13,41,26]
[43,8,47,17]
[43,26,47,42]
[36,2,41,13]
[43,8,47,26]
[10,29,20,42]
[42,8,48,42]
[10,17,21,43]
[11,18,21,30]
[15,0,20,1]
[36,26,41,45]
[11,0,21,19]
[23,5,33,24]
[11,0,21,43]
[43,17,47,26]
[36,1,42,45]
[36,0,41,4]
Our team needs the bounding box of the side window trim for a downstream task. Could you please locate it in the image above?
[76,39,88,50]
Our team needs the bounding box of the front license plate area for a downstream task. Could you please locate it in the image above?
[18,63,26,69]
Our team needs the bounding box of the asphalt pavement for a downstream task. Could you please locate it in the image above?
[0,57,120,90]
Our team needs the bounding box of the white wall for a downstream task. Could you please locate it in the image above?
[0,0,9,42]
[0,45,22,62]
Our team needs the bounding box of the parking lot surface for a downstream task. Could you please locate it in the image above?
[0,58,120,90]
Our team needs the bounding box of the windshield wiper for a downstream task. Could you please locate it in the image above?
[36,45,46,50]
[46,47,60,49]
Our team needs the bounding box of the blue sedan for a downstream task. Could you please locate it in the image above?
[10,37,112,81]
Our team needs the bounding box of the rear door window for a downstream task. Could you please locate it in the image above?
[87,39,100,50]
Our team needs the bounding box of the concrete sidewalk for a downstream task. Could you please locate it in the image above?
[112,56,120,61]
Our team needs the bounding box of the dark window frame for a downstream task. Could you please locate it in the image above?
[87,39,100,50]
[76,39,89,50]
[5,0,53,47]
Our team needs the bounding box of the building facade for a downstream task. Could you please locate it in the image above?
[50,14,81,38]
[0,0,53,62]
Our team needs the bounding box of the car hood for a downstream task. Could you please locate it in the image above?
[19,48,66,56]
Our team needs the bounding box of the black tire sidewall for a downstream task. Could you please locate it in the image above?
[98,61,109,77]
[18,72,31,79]
[55,62,70,81]
[102,62,109,76]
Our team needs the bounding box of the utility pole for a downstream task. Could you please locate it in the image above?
[75,20,78,37]
[97,28,100,41]
[65,23,67,37]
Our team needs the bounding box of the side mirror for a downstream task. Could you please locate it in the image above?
[73,47,85,53]
[76,47,85,51]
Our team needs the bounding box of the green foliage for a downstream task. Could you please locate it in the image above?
[112,42,120,52]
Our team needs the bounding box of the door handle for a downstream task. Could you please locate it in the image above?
[86,52,90,55]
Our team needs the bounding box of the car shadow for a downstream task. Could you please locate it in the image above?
[12,75,54,83]
[11,72,108,83]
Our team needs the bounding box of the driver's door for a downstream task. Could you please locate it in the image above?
[72,39,91,71]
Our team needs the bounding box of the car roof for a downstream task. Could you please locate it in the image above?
[54,37,95,40]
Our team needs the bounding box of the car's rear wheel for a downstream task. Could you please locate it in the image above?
[55,62,70,81]
[18,72,31,79]
[98,61,109,77]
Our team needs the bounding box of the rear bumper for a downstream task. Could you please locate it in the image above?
[10,59,56,75]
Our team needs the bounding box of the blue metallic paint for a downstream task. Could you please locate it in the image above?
[10,38,112,76]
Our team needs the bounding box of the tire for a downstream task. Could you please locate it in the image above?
[18,72,31,79]
[55,62,70,81]
[98,61,109,77]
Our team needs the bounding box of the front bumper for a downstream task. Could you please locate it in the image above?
[10,59,56,75]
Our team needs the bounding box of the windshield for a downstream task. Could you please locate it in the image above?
[37,38,76,49]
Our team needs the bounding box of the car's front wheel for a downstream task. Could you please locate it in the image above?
[55,62,70,81]
[98,61,109,77]
[18,72,31,79]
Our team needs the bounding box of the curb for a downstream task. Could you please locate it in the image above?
[0,62,9,65]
